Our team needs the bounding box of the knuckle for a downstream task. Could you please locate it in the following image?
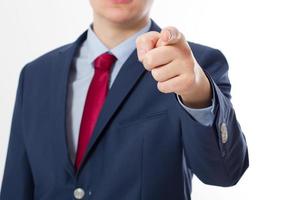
[143,62,151,71]
[142,60,150,71]
[136,35,144,46]
[143,55,154,69]
[157,82,167,93]
[148,31,159,41]
[151,68,159,80]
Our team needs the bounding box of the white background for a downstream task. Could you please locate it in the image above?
[1,0,300,199]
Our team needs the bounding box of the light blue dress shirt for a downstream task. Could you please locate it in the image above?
[66,19,215,163]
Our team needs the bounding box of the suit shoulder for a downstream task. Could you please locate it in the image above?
[188,41,215,53]
[188,42,228,70]
[187,41,228,64]
[22,42,73,73]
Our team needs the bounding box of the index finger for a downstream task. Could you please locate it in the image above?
[157,26,185,47]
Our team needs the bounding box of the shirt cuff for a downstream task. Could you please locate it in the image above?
[176,91,215,126]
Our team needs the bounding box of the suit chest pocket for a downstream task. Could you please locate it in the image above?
[117,109,169,128]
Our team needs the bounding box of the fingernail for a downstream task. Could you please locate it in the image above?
[167,30,173,41]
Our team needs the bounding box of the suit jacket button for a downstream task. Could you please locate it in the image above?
[74,187,85,199]
[220,122,228,144]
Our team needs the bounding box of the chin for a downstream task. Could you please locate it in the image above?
[105,12,133,23]
[90,0,152,26]
[102,9,142,25]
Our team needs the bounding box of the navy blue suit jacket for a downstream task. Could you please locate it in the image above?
[0,19,248,200]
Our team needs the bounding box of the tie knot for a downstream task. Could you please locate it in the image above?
[93,52,117,72]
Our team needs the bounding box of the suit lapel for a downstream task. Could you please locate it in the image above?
[79,19,162,172]
[51,31,88,176]
[52,19,162,175]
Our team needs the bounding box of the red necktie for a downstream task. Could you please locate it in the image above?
[75,52,117,170]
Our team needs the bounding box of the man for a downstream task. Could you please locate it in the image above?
[0,0,248,199]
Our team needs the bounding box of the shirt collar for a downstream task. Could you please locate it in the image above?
[86,19,152,64]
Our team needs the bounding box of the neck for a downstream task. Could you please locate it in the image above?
[92,16,150,49]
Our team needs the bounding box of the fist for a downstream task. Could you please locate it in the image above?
[135,26,212,108]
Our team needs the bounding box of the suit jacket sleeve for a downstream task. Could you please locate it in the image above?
[178,48,249,187]
[0,66,34,199]
[175,90,215,126]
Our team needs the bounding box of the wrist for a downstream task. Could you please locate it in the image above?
[179,68,212,108]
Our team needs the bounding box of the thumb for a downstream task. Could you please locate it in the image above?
[156,27,182,47]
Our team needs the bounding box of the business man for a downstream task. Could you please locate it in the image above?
[0,0,248,199]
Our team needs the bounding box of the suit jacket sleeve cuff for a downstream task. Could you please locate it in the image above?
[176,81,216,126]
